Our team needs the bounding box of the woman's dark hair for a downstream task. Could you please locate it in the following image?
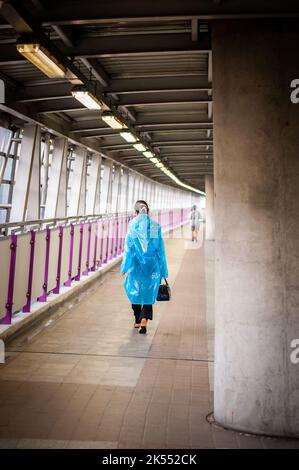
[134,200,149,214]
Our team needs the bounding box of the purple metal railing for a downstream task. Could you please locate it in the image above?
[0,209,189,325]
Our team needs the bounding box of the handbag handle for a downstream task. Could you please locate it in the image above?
[161,277,169,287]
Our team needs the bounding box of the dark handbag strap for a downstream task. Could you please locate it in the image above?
[161,277,169,287]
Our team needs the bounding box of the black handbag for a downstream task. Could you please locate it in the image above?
[157,278,171,301]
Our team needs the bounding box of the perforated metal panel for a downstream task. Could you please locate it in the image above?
[31,230,47,302]
[47,228,60,292]
[13,233,31,312]
[60,226,71,285]
[0,238,11,319]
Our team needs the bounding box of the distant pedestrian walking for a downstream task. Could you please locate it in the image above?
[121,200,168,334]
[190,205,201,242]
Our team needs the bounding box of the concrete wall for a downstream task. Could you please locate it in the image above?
[213,20,299,437]
[205,175,215,240]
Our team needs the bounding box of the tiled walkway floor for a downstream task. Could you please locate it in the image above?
[0,225,299,449]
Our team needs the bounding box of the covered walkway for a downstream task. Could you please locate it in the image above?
[0,226,298,449]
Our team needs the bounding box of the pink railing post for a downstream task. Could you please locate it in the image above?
[23,230,36,312]
[83,223,92,275]
[110,216,115,260]
[39,228,51,302]
[115,215,119,257]
[91,222,98,272]
[65,224,74,286]
[99,219,105,266]
[53,226,63,294]
[105,217,110,264]
[0,233,17,325]
[118,215,123,254]
[75,223,84,281]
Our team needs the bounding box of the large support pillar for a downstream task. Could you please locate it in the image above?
[205,175,215,240]
[213,20,299,437]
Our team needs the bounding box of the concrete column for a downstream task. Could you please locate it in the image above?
[205,175,215,240]
[213,20,299,437]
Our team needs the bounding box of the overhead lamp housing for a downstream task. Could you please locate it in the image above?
[102,112,127,129]
[120,132,137,143]
[149,157,159,164]
[133,143,146,152]
[143,151,154,158]
[16,43,66,78]
[71,88,103,110]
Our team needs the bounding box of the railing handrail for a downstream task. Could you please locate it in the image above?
[0,207,186,234]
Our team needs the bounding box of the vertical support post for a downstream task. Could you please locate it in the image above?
[67,147,87,217]
[23,230,36,312]
[10,124,41,222]
[53,226,63,294]
[83,223,92,275]
[39,228,51,302]
[75,224,84,281]
[0,233,17,325]
[44,137,68,219]
[65,224,74,286]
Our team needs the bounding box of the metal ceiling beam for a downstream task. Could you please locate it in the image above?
[79,58,110,88]
[135,114,212,124]
[108,76,211,93]
[51,24,74,48]
[117,93,212,107]
[40,1,299,25]
[152,140,213,145]
[58,33,211,58]
[0,2,132,129]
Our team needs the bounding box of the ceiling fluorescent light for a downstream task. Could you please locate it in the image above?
[16,43,66,78]
[155,162,164,168]
[133,143,146,152]
[102,113,127,129]
[71,89,103,110]
[149,157,159,164]
[143,151,154,158]
[120,132,137,143]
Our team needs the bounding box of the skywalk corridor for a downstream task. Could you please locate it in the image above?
[1,0,299,454]
[1,225,298,449]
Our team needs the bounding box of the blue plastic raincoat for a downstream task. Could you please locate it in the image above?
[121,214,168,305]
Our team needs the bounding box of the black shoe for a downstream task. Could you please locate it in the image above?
[139,325,147,334]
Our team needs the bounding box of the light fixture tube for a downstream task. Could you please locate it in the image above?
[71,89,103,110]
[120,132,137,143]
[149,157,159,164]
[102,113,127,129]
[133,143,146,152]
[143,151,154,158]
[16,43,66,78]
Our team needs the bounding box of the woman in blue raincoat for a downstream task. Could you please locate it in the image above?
[121,200,168,334]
